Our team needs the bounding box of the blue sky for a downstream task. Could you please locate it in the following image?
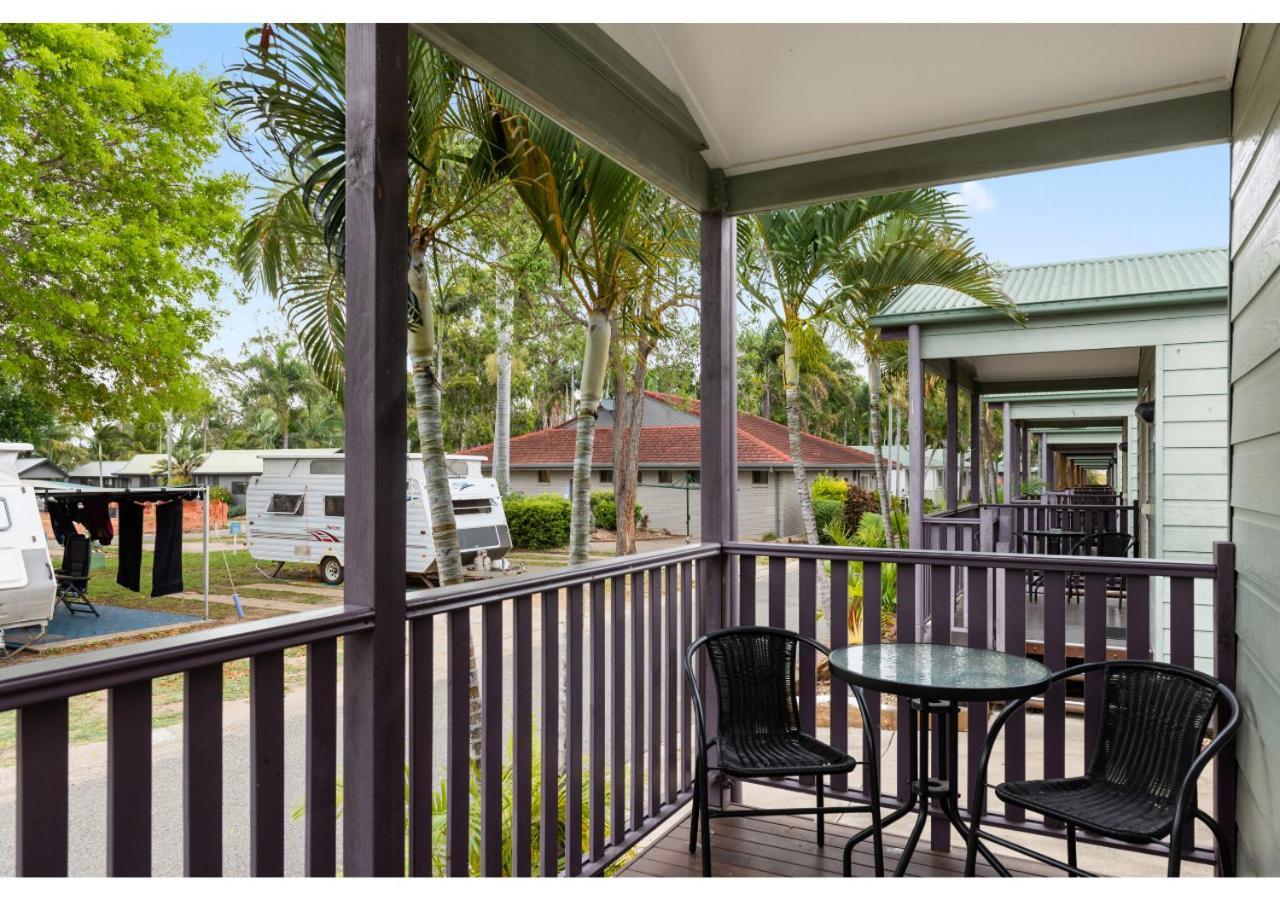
[160,24,1231,359]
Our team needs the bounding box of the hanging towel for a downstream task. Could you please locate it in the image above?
[116,500,144,592]
[151,499,185,597]
[46,497,74,546]
[78,496,114,545]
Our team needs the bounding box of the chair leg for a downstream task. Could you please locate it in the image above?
[1196,808,1235,877]
[700,780,713,877]
[1067,823,1078,876]
[816,776,824,847]
[870,789,884,876]
[688,763,701,853]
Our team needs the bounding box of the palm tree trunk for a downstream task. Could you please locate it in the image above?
[783,327,831,626]
[866,349,897,549]
[569,310,611,565]
[612,338,649,557]
[493,285,513,495]
[409,243,479,762]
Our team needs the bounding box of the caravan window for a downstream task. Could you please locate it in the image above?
[310,459,344,476]
[447,459,470,478]
[0,498,10,531]
[268,493,304,515]
[324,496,344,517]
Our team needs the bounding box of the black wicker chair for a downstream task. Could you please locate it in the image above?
[685,626,884,877]
[965,660,1240,877]
[1066,531,1135,606]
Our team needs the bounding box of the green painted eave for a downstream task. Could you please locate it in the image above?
[982,388,1138,405]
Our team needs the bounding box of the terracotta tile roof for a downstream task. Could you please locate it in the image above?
[465,392,879,468]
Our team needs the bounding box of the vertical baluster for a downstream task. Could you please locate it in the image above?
[830,559,849,794]
[1003,569,1027,822]
[16,698,68,876]
[590,580,607,862]
[768,554,786,628]
[680,561,694,790]
[1042,570,1067,829]
[184,664,222,876]
[610,576,627,846]
[798,557,817,787]
[513,596,533,876]
[738,553,756,626]
[862,562,882,799]
[481,602,504,876]
[1126,576,1151,662]
[107,680,152,876]
[1083,573,1107,764]
[966,567,989,810]
[540,591,560,876]
[665,564,678,806]
[446,608,472,877]
[251,649,285,876]
[1212,542,1238,870]
[647,568,662,818]
[409,618,433,876]
[1170,577,1195,669]
[630,571,645,831]
[305,638,337,877]
[896,564,916,802]
[566,583,585,875]
[929,564,952,850]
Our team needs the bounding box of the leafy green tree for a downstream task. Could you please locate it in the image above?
[0,24,243,423]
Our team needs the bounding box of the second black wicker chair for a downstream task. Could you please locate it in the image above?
[685,626,884,877]
[965,660,1239,877]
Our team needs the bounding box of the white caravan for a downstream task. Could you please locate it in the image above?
[246,451,511,585]
[0,443,57,649]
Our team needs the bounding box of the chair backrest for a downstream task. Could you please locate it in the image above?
[697,627,804,743]
[60,533,91,579]
[1073,530,1133,558]
[1089,663,1221,803]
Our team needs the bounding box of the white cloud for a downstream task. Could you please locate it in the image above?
[956,181,996,214]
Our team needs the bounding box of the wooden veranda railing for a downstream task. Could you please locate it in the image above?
[0,541,1237,876]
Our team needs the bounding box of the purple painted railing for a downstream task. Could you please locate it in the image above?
[0,540,1236,876]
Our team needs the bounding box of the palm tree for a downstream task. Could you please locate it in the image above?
[240,336,317,450]
[828,212,1019,544]
[737,193,959,549]
[490,97,650,565]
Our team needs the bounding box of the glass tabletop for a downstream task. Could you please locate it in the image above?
[828,644,1053,701]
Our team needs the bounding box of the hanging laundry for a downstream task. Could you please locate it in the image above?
[116,500,143,592]
[45,497,74,546]
[151,499,185,597]
[77,496,114,545]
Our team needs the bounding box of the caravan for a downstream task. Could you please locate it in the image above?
[246,451,511,585]
[0,443,57,650]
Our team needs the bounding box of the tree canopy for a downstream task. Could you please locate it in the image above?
[0,23,243,422]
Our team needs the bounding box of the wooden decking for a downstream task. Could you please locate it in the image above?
[618,805,1057,878]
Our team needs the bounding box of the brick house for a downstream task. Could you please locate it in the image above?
[465,392,879,539]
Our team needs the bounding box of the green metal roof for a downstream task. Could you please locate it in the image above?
[875,247,1227,326]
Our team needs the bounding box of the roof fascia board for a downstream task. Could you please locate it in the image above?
[725,90,1230,214]
[977,376,1139,394]
[871,286,1227,329]
[412,23,714,210]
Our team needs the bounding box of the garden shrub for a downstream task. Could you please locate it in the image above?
[810,474,850,502]
[208,485,232,504]
[843,484,873,535]
[813,497,844,543]
[504,493,571,550]
[589,490,642,531]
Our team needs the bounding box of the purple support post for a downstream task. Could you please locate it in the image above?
[945,367,959,511]
[969,389,982,505]
[907,325,926,549]
[342,22,408,877]
[1002,403,1016,503]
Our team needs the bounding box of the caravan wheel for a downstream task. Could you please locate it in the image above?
[318,557,345,586]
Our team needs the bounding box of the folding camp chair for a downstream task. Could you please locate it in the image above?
[56,533,99,617]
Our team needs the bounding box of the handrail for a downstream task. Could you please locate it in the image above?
[405,541,721,617]
[723,539,1217,578]
[0,605,373,710]
[923,504,982,521]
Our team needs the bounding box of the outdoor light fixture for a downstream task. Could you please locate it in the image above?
[1135,401,1155,423]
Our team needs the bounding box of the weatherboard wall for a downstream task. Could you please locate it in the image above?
[1229,21,1280,877]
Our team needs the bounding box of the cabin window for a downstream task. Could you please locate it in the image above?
[231,481,248,496]
[268,494,304,515]
[0,498,10,531]
[310,459,343,476]
[686,470,700,484]
[537,469,551,484]
[752,470,770,486]
[658,470,672,484]
[324,496,344,517]
[599,469,613,484]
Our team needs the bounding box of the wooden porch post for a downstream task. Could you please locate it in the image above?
[945,367,959,510]
[969,389,982,505]
[1019,425,1029,494]
[1002,403,1016,501]
[1039,432,1051,484]
[699,210,737,805]
[342,22,408,877]
[907,325,925,550]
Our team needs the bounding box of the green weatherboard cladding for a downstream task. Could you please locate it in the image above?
[875,247,1228,326]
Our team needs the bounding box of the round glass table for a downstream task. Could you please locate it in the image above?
[828,644,1052,877]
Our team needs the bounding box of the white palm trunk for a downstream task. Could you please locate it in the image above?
[492,284,513,495]
[409,244,479,761]
[569,310,611,565]
[866,350,897,548]
[782,327,831,626]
